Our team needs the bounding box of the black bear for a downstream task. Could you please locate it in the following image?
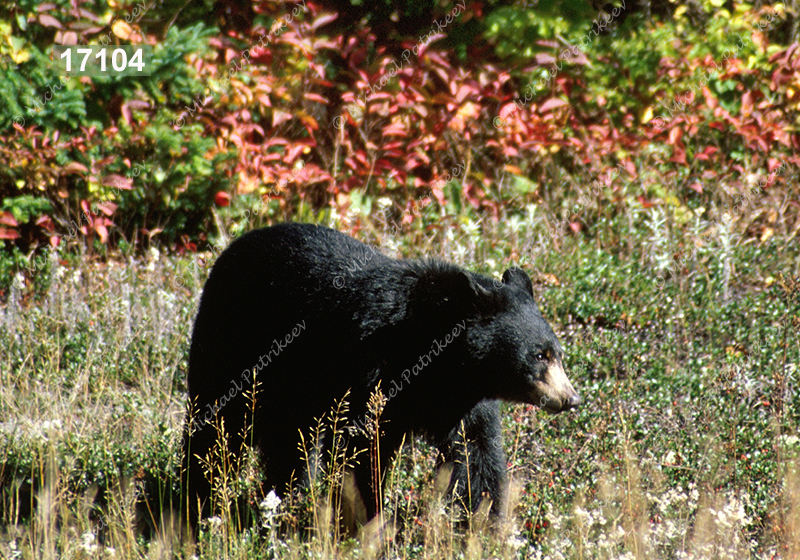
[182,222,580,530]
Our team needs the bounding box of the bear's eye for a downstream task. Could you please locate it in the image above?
[535,352,546,362]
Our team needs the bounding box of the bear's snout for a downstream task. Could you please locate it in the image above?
[564,392,582,410]
[536,359,581,413]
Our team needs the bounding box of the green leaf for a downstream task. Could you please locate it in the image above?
[513,175,538,195]
[446,181,462,215]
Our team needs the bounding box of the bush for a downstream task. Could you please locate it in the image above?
[0,3,234,251]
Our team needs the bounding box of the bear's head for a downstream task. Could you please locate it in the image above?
[460,267,581,414]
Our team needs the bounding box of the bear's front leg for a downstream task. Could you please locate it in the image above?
[437,399,508,518]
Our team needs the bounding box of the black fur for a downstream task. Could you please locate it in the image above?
[182,222,577,529]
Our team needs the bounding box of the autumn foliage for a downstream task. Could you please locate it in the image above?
[1,0,799,252]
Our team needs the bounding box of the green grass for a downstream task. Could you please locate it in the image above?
[0,205,798,559]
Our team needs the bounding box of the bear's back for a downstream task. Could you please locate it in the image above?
[190,223,404,380]
[209,223,392,289]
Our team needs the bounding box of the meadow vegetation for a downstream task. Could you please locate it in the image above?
[1,206,798,558]
[2,0,800,556]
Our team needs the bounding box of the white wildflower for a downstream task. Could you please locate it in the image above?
[80,531,98,554]
[574,505,593,526]
[688,483,699,504]
[452,243,468,261]
[146,247,161,272]
[260,490,281,513]
[462,219,481,238]
[508,532,527,550]
[8,539,22,560]
[42,419,62,431]
[524,203,538,226]
[53,258,66,281]
[383,236,399,255]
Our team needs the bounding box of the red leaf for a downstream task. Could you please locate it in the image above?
[252,48,272,64]
[62,162,88,175]
[215,192,231,207]
[0,211,18,227]
[568,137,585,150]
[455,84,473,104]
[0,228,19,240]
[418,34,445,58]
[539,98,568,113]
[262,138,289,149]
[383,123,408,137]
[102,174,133,190]
[741,91,753,117]
[688,183,703,193]
[303,93,328,104]
[272,109,293,127]
[95,223,109,244]
[284,143,309,163]
[78,8,100,21]
[668,126,683,145]
[311,13,338,30]
[499,103,517,119]
[96,202,117,216]
[36,215,55,230]
[39,14,62,28]
[637,196,655,208]
[702,87,717,110]
[669,150,687,164]
[59,31,78,45]
[534,53,557,65]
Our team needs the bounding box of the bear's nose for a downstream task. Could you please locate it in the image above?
[565,393,581,410]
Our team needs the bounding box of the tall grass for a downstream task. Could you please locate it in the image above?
[1,204,798,558]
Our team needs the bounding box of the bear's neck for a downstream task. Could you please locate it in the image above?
[364,323,483,441]
[347,262,486,439]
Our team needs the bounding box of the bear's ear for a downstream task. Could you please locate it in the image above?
[502,267,534,296]
[415,267,494,313]
[454,270,493,301]
[444,270,500,316]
